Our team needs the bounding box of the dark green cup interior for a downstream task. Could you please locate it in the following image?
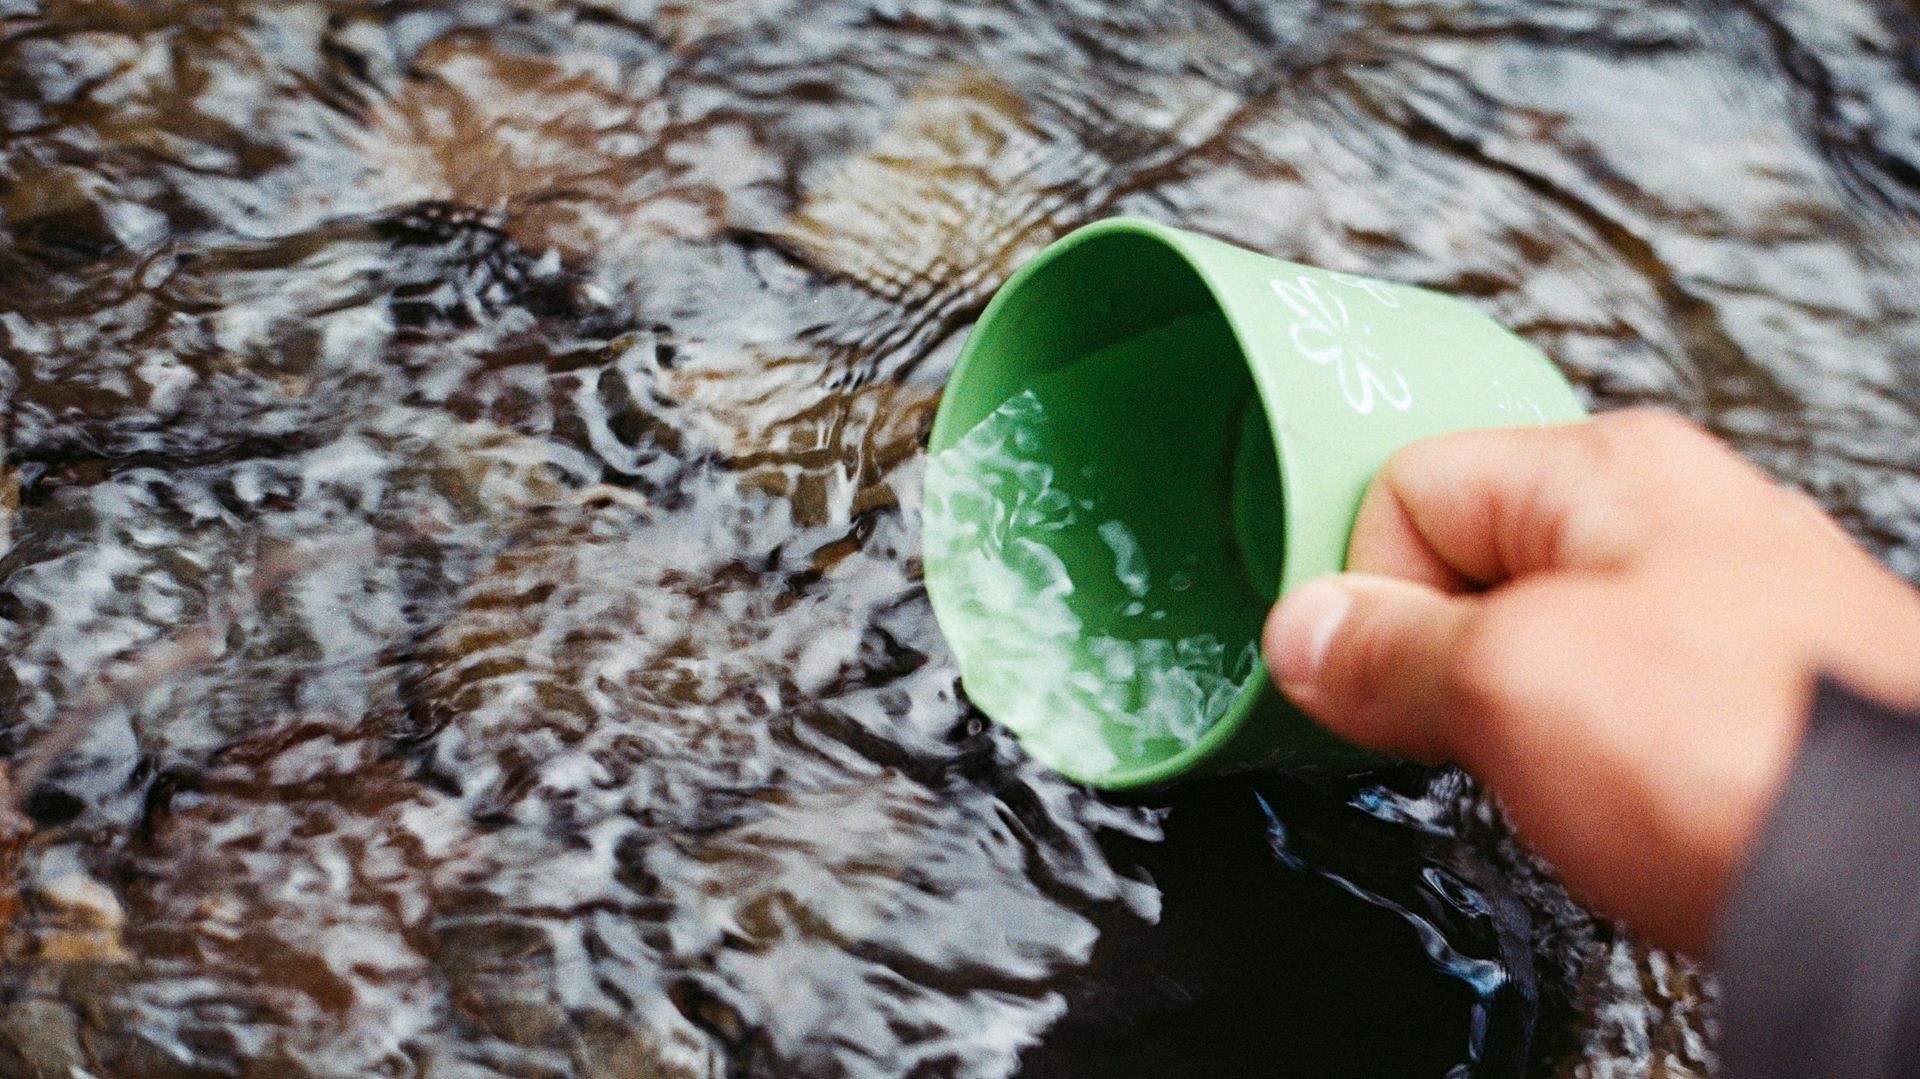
[928,229,1286,782]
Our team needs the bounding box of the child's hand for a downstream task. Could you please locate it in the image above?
[1264,409,1920,955]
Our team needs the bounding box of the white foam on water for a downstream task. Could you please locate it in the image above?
[924,390,1260,779]
[1097,520,1150,599]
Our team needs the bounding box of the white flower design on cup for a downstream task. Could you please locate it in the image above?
[1270,273,1414,416]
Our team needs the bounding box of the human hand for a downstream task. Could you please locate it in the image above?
[1263,409,1920,955]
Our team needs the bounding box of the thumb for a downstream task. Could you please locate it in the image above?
[1263,573,1479,763]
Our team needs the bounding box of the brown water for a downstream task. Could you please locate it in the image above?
[2,1,1917,1076]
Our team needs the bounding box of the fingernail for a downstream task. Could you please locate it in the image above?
[1269,578,1354,689]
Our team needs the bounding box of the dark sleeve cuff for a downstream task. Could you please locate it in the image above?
[1715,677,1920,1079]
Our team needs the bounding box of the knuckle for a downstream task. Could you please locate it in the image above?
[1582,409,1721,477]
[1779,485,1824,517]
[1569,409,1736,533]
[1598,407,1709,446]
[1778,484,1840,529]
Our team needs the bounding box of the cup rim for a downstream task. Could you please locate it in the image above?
[926,216,1283,790]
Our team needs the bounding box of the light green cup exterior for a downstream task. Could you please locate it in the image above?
[925,218,1586,789]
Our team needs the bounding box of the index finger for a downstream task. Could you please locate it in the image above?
[1344,410,1718,588]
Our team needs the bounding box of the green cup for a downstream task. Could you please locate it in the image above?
[921,217,1584,790]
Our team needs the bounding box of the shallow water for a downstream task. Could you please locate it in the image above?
[1,1,1917,1076]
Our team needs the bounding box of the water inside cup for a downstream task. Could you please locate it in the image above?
[922,313,1279,780]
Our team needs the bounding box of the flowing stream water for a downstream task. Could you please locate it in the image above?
[2,2,1919,1076]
